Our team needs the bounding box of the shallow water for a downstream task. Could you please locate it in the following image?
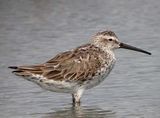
[0,0,160,118]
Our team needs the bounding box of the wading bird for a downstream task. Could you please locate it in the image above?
[9,31,151,104]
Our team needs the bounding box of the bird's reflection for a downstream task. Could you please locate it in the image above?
[42,104,116,118]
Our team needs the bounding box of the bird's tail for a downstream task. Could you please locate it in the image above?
[8,66,29,76]
[8,65,43,77]
[8,66,18,69]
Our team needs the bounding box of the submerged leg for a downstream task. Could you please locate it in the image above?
[72,89,84,104]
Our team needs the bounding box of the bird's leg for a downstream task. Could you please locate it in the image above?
[72,94,76,103]
[72,89,84,105]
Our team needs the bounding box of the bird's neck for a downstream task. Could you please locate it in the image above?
[105,49,116,60]
[92,43,116,60]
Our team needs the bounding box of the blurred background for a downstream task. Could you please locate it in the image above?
[0,0,160,118]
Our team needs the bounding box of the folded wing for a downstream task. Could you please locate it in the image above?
[9,44,106,82]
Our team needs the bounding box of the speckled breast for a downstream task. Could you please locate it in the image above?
[84,59,116,89]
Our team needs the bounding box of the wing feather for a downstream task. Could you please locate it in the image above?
[11,44,107,82]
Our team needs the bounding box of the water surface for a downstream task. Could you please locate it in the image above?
[0,0,160,118]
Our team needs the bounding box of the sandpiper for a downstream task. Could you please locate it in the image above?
[9,30,151,104]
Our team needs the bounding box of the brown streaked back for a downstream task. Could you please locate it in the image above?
[10,44,113,82]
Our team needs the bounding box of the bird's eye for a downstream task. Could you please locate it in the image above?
[108,38,113,41]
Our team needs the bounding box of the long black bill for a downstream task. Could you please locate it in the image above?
[120,43,151,55]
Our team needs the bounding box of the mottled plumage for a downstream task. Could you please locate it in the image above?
[9,30,151,104]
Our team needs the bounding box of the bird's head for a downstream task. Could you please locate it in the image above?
[92,30,151,55]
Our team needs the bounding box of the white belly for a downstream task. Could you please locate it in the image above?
[38,80,78,93]
[25,75,79,93]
